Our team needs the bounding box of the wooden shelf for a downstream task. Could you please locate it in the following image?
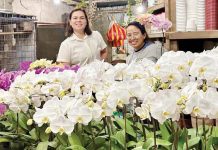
[166,31,218,39]
[0,31,32,35]
[148,33,164,38]
[147,3,165,13]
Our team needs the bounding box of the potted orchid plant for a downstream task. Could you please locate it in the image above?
[1,48,218,150]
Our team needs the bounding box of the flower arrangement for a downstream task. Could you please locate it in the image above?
[0,47,218,149]
[137,12,172,55]
[137,12,172,32]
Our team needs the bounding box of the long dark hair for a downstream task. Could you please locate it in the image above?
[66,8,92,37]
[127,21,149,42]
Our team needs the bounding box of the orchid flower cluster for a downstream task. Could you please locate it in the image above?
[137,12,172,31]
[0,69,25,91]
[1,47,218,136]
[136,47,218,123]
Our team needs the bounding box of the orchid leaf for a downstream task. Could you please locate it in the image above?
[114,117,136,137]
[36,141,48,150]
[187,137,200,149]
[29,128,38,140]
[206,136,213,150]
[111,130,125,148]
[18,113,28,131]
[0,137,10,142]
[211,127,218,137]
[86,137,105,150]
[159,122,170,140]
[178,128,187,150]
[57,133,68,146]
[68,132,82,146]
[127,141,137,148]
[65,145,86,150]
[38,126,49,142]
[143,138,171,149]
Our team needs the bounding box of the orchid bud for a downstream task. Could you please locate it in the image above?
[27,119,33,126]
[45,127,51,134]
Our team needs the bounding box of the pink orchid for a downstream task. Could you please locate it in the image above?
[0,70,25,91]
[137,13,153,25]
[150,13,172,31]
[0,104,7,116]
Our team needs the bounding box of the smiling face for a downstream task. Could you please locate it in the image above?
[126,25,146,50]
[69,10,87,33]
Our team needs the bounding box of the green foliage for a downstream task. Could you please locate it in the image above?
[114,117,136,138]
[68,132,82,146]
[1,105,218,150]
[76,0,87,9]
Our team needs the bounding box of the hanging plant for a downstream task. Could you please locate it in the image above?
[76,0,87,9]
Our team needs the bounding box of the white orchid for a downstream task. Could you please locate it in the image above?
[150,89,181,124]
[33,96,71,126]
[135,104,151,120]
[189,55,218,80]
[107,83,131,109]
[41,83,62,96]
[127,79,152,101]
[68,105,92,125]
[50,116,75,135]
[183,89,211,118]
[47,70,75,90]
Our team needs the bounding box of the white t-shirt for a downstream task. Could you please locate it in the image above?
[57,31,107,66]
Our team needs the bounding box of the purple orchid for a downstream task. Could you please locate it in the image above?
[34,64,80,74]
[0,104,7,116]
[0,70,25,91]
[19,61,32,71]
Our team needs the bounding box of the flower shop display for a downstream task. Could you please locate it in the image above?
[0,48,218,150]
[137,12,172,55]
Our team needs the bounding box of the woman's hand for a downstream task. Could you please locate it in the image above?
[100,48,108,60]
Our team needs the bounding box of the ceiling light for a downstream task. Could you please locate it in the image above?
[53,0,61,5]
[135,4,146,14]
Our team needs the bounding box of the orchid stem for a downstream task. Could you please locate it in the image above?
[152,116,157,150]
[104,117,111,150]
[16,113,19,134]
[203,118,206,150]
[161,28,164,56]
[135,97,146,141]
[108,116,114,135]
[89,122,96,147]
[123,106,127,150]
[181,114,188,150]
[141,120,146,141]
[196,116,198,136]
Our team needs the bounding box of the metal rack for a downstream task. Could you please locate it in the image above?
[0,11,36,71]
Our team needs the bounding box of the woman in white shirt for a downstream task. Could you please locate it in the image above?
[126,21,163,64]
[57,8,107,66]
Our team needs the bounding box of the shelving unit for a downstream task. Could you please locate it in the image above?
[166,31,218,39]
[0,31,32,35]
[148,33,163,38]
[147,2,165,13]
[0,11,36,71]
[165,0,218,51]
